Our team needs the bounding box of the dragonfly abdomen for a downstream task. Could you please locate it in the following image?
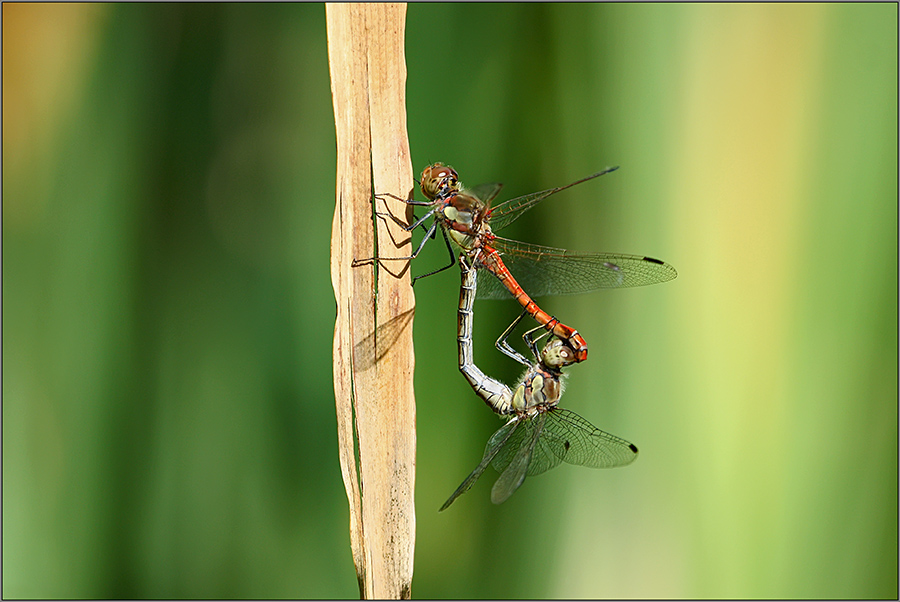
[457,262,514,415]
[478,246,589,362]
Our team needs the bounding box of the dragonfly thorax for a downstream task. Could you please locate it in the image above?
[441,201,474,229]
[512,365,563,415]
[440,192,487,230]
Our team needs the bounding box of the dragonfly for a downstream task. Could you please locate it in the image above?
[354,163,677,363]
[441,258,638,510]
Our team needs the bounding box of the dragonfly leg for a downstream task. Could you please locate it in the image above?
[410,226,457,286]
[402,206,438,234]
[371,192,434,234]
[374,191,423,202]
[353,191,437,266]
[351,218,438,267]
[522,322,552,360]
[372,207,430,236]
[523,320,584,369]
[528,311,588,364]
[495,310,531,367]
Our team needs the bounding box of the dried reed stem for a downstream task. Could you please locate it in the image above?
[326,3,416,599]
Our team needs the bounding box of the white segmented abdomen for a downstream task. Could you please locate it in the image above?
[457,262,513,415]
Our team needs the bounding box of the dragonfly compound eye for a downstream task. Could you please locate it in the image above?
[541,339,576,368]
[420,163,459,199]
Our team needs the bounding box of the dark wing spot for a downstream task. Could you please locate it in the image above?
[628,443,639,453]
[643,257,664,265]
[564,440,570,450]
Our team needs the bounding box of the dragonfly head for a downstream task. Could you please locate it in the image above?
[540,338,578,369]
[420,163,460,200]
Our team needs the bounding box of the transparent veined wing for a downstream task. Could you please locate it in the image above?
[541,408,639,469]
[489,412,566,478]
[490,413,547,504]
[487,166,619,232]
[475,238,678,299]
[462,182,503,205]
[439,418,519,511]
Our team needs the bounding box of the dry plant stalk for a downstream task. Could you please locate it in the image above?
[326,3,416,599]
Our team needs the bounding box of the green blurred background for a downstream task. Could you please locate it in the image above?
[4,3,896,599]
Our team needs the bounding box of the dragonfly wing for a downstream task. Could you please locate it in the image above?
[526,420,569,476]
[491,413,547,504]
[488,167,619,232]
[474,238,677,299]
[464,182,503,205]
[492,414,566,477]
[439,418,520,511]
[489,415,534,474]
[542,408,639,468]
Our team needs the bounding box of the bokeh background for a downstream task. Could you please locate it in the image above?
[4,3,896,599]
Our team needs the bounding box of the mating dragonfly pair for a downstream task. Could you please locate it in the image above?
[354,163,677,508]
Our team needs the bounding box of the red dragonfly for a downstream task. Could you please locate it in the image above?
[354,163,677,362]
